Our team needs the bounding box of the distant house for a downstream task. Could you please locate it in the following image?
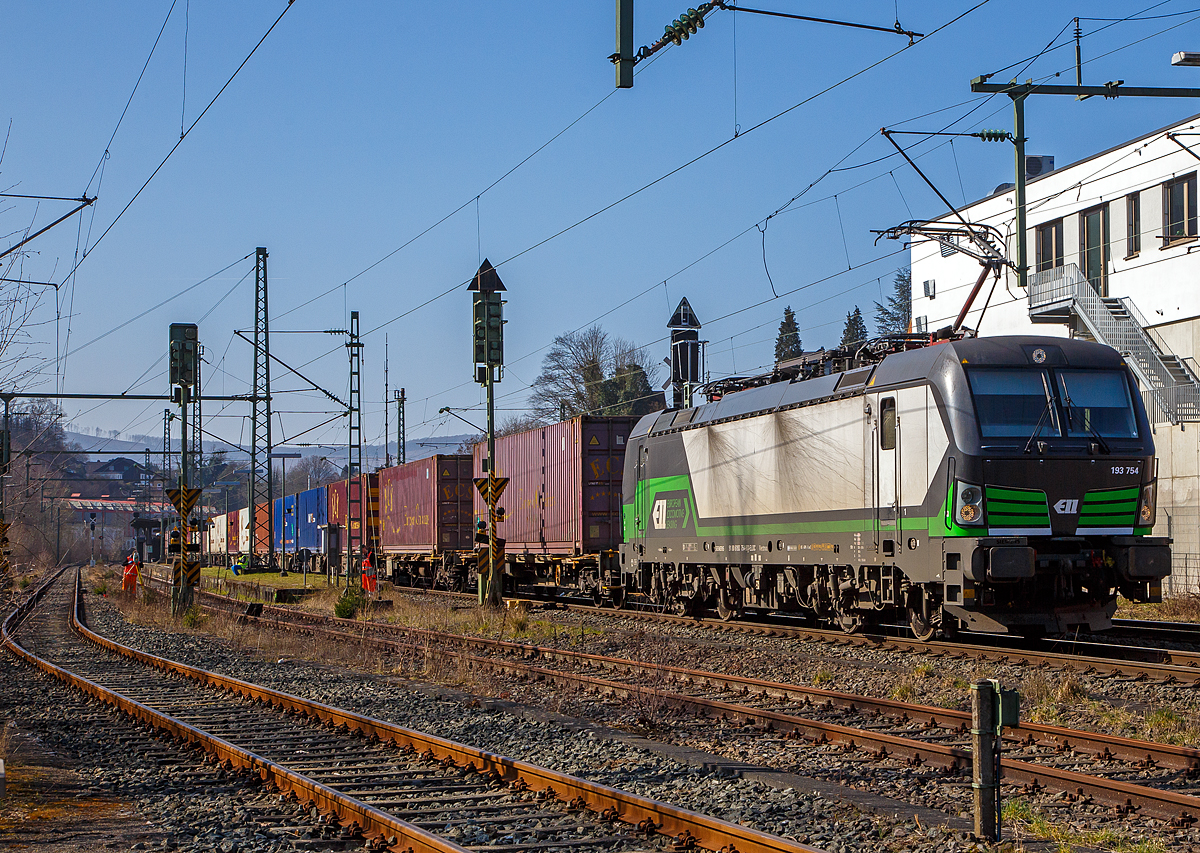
[90,457,149,483]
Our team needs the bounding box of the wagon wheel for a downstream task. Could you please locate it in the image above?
[609,586,626,610]
[908,606,937,642]
[835,609,864,634]
[715,592,740,622]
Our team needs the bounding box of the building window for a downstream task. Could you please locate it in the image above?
[923,279,936,299]
[1035,218,1063,272]
[914,315,927,333]
[1079,203,1109,295]
[939,237,957,258]
[1162,172,1197,245]
[1126,192,1140,257]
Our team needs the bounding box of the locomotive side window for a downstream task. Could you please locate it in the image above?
[1056,370,1138,438]
[967,369,1056,437]
[880,398,896,449]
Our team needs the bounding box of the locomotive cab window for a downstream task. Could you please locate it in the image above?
[1056,370,1138,438]
[880,398,896,449]
[967,369,1056,438]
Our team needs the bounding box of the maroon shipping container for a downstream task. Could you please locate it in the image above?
[226,510,239,555]
[328,479,348,529]
[472,416,635,555]
[379,456,473,553]
[327,475,378,551]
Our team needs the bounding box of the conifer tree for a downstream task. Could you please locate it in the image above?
[774,306,803,363]
[874,268,912,334]
[840,306,868,347]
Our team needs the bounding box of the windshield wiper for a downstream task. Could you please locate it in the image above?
[1023,396,1055,454]
[1058,375,1111,454]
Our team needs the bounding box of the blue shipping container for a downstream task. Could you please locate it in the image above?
[272,495,298,552]
[296,485,328,551]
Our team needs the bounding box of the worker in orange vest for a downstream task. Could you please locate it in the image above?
[361,549,377,595]
[122,550,140,594]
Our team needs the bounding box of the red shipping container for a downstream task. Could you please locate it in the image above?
[253,502,271,555]
[472,416,635,555]
[379,456,473,553]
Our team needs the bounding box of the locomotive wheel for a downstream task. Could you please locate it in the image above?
[610,587,626,610]
[908,607,937,642]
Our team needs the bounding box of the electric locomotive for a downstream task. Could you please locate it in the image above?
[618,335,1170,638]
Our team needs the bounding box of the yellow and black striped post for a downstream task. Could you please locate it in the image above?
[473,473,508,605]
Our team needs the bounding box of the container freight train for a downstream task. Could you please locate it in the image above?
[202,335,1170,638]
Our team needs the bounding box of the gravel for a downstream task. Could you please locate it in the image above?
[1,630,351,852]
[58,579,1200,852]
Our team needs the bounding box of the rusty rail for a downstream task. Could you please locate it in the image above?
[6,570,822,853]
[201,590,1200,825]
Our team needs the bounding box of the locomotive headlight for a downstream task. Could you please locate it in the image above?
[955,481,985,526]
[1138,482,1157,527]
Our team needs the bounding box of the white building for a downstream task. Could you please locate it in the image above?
[910,111,1200,593]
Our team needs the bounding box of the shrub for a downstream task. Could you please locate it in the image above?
[182,605,204,629]
[334,590,363,619]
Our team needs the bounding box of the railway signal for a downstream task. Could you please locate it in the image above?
[168,323,202,615]
[169,323,198,388]
[468,260,508,606]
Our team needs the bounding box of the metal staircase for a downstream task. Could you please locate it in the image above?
[1028,263,1200,423]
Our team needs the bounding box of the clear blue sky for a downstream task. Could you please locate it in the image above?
[4,1,1200,461]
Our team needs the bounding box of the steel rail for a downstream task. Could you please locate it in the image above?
[15,570,821,853]
[322,582,1200,676]
[2,572,471,853]
[195,588,1200,774]
[187,588,1200,824]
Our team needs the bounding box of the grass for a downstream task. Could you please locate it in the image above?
[91,581,108,595]
[1001,796,1169,852]
[890,678,916,702]
[17,577,30,590]
[812,669,834,686]
[1115,592,1200,623]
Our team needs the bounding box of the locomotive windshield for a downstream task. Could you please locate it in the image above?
[967,369,1057,438]
[967,367,1138,440]
[1056,370,1138,438]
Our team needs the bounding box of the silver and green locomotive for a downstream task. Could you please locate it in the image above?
[618,335,1170,638]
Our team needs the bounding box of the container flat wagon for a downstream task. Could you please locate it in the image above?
[472,416,635,598]
[379,455,474,588]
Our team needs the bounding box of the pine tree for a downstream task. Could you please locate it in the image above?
[874,268,912,334]
[840,306,868,347]
[774,306,803,363]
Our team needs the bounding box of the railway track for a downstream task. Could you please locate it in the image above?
[4,568,820,853]
[333,581,1200,681]
[163,580,1200,828]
